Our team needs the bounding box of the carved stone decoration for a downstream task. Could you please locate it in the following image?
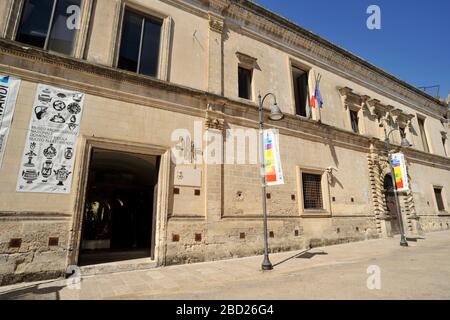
[205,106,225,131]
[360,95,371,112]
[202,0,232,15]
[368,142,421,236]
[367,150,385,234]
[205,117,225,131]
[371,101,394,127]
[209,15,224,33]
[338,87,370,113]
[337,87,353,110]
[397,113,415,127]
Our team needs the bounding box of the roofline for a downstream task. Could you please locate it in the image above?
[236,0,446,108]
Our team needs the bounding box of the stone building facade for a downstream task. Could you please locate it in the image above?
[0,0,449,285]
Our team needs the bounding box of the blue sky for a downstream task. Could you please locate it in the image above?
[255,0,450,100]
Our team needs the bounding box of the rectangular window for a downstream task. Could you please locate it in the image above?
[16,0,81,55]
[118,9,162,77]
[350,110,359,133]
[292,66,309,117]
[418,117,430,153]
[302,173,323,210]
[238,66,252,100]
[399,126,406,139]
[434,187,445,212]
[442,137,448,157]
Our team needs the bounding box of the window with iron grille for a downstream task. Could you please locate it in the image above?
[302,173,323,209]
[434,187,445,212]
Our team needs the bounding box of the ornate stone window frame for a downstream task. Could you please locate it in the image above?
[113,0,173,81]
[296,166,331,218]
[338,87,367,135]
[68,136,171,267]
[4,0,95,59]
[391,111,415,144]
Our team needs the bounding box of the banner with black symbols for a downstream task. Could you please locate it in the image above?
[16,84,84,193]
[0,74,21,169]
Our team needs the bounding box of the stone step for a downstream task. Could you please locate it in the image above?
[80,258,157,277]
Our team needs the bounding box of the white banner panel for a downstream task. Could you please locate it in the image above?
[391,152,409,192]
[16,84,84,193]
[264,129,284,186]
[0,75,21,168]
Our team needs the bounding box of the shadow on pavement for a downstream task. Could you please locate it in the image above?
[273,249,328,267]
[406,236,426,242]
[296,251,328,259]
[0,283,65,300]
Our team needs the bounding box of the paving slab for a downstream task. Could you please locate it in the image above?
[1,231,449,300]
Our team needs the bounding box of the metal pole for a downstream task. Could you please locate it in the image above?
[259,94,273,270]
[387,151,409,247]
[384,127,409,247]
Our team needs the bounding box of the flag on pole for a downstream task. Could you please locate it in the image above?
[310,75,323,109]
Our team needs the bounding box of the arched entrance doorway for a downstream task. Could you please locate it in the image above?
[384,174,401,235]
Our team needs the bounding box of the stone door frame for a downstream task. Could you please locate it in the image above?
[67,136,171,268]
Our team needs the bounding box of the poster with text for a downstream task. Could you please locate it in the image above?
[264,129,284,186]
[391,152,409,192]
[0,75,21,169]
[16,84,84,193]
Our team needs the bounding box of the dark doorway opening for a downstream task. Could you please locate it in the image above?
[79,149,160,266]
[383,174,401,235]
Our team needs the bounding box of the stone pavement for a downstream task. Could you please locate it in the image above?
[1,230,450,300]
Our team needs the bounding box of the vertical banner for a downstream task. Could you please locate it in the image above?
[0,75,21,168]
[264,129,284,186]
[16,84,84,193]
[391,152,409,192]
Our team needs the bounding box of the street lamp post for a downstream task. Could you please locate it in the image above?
[258,93,284,271]
[384,126,411,247]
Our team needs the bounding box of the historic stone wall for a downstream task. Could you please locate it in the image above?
[0,0,449,285]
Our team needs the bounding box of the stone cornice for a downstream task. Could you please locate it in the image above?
[195,0,447,117]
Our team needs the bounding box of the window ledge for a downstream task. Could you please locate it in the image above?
[236,96,255,105]
[301,210,331,218]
